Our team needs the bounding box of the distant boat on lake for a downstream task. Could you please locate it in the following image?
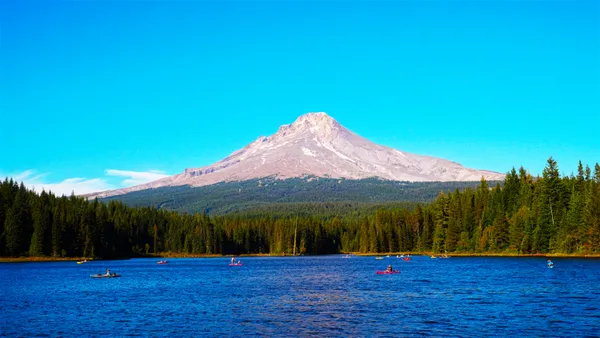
[91,273,120,278]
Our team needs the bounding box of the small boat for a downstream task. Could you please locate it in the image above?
[376,270,400,275]
[342,255,351,258]
[431,256,436,259]
[77,261,85,264]
[403,257,411,261]
[90,274,121,278]
[375,257,384,260]
[157,260,167,264]
[229,263,243,267]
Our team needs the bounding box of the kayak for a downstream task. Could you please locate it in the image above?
[77,261,86,264]
[403,257,411,261]
[90,274,121,278]
[229,263,243,266]
[157,261,167,264]
[376,270,400,275]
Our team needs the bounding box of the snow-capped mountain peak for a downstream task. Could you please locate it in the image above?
[86,112,505,198]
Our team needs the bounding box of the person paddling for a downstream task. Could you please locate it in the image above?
[105,269,111,276]
[386,265,393,272]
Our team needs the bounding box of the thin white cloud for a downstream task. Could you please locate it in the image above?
[1,170,116,196]
[105,169,169,187]
[2,169,170,196]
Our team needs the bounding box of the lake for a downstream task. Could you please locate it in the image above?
[1,256,599,337]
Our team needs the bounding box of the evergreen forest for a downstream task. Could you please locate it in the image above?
[1,158,599,258]
[102,177,487,214]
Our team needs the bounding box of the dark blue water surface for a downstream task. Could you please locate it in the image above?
[2,256,600,337]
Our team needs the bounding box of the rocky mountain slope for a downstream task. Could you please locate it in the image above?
[87,112,504,198]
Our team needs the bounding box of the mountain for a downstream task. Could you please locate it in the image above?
[87,112,505,199]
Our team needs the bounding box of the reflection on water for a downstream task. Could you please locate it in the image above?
[1,256,600,336]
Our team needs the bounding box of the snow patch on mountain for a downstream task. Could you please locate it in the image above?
[302,147,316,157]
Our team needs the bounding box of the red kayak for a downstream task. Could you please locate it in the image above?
[229,263,243,266]
[376,270,400,274]
[403,257,411,261]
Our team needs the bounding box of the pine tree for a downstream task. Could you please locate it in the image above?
[509,206,529,253]
[81,201,97,257]
[419,211,434,252]
[490,185,509,250]
[95,201,109,257]
[51,201,64,257]
[445,190,462,252]
[29,198,45,257]
[4,185,32,256]
[359,218,369,253]
[583,163,600,253]
[561,161,586,253]
[4,207,20,256]
[433,192,448,253]
[503,168,521,215]
[535,157,564,252]
[368,218,379,253]
[29,190,53,256]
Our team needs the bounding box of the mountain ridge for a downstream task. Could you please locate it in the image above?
[86,112,505,199]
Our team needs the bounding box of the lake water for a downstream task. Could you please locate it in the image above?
[2,256,600,337]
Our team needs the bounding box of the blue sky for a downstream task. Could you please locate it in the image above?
[1,0,599,195]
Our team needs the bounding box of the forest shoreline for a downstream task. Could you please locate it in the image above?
[3,252,600,263]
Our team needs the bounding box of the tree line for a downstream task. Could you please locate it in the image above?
[1,158,599,258]
[105,176,486,214]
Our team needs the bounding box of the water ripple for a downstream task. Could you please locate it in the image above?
[2,256,600,337]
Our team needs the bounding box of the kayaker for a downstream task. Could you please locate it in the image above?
[386,265,393,272]
[105,269,111,276]
[547,260,554,268]
[231,257,235,264]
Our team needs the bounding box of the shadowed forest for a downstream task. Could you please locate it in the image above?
[1,158,599,258]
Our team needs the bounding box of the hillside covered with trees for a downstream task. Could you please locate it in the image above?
[1,158,599,258]
[101,177,487,214]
